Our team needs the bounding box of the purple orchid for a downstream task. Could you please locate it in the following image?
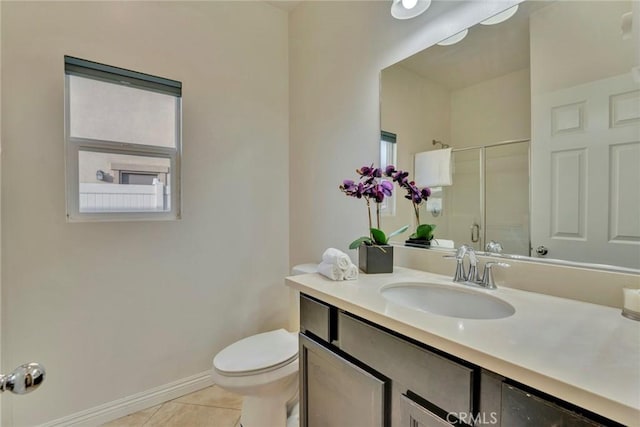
[340,165,399,240]
[383,167,432,229]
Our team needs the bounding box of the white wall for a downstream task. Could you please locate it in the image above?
[450,68,530,147]
[530,0,634,95]
[289,0,522,265]
[1,2,289,425]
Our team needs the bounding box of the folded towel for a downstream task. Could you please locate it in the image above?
[344,264,359,281]
[317,261,345,281]
[414,148,453,187]
[322,248,351,271]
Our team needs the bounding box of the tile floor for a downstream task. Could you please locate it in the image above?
[102,385,243,427]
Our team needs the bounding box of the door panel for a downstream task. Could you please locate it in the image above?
[531,73,640,269]
[299,334,387,427]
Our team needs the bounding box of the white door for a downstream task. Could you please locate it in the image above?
[531,72,640,269]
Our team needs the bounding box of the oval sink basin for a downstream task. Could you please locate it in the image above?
[381,282,515,320]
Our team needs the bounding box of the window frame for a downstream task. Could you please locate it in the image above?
[64,56,182,222]
[380,130,397,217]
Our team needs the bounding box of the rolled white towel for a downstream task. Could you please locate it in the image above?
[344,264,359,281]
[322,248,351,271]
[317,261,345,281]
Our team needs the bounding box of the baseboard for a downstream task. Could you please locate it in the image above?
[40,370,214,427]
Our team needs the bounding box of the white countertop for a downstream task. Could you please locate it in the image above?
[286,267,640,426]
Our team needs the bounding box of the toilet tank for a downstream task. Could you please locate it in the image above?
[291,263,318,275]
[289,263,318,332]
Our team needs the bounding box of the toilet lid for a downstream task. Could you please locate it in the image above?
[214,329,298,376]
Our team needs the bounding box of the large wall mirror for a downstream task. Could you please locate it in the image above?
[381,0,639,271]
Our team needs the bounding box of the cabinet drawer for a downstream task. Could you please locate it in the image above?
[299,333,387,427]
[401,395,452,427]
[338,311,474,415]
[502,384,602,426]
[300,294,331,342]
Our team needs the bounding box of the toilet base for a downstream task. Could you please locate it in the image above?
[239,375,298,427]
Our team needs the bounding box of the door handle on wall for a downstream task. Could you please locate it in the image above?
[470,223,480,243]
[0,363,45,395]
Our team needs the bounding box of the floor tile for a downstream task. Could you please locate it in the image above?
[101,404,161,426]
[175,385,243,410]
[143,402,184,426]
[149,403,240,427]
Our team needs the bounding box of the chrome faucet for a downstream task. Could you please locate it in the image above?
[445,245,509,289]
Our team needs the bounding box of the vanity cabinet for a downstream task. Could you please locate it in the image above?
[298,294,621,427]
[500,384,602,426]
[299,295,389,426]
[338,311,474,417]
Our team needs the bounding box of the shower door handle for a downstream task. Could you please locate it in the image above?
[470,223,480,243]
[0,363,45,395]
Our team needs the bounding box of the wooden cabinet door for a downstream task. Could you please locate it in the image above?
[400,395,452,427]
[299,333,387,427]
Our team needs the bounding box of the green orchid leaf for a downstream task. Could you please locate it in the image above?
[370,228,388,245]
[387,224,409,239]
[349,236,373,250]
[415,224,436,240]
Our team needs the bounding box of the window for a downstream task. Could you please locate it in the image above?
[380,131,397,216]
[64,56,181,220]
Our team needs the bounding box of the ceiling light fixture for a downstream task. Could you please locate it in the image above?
[480,5,519,25]
[391,0,432,20]
[437,29,469,46]
[402,0,418,9]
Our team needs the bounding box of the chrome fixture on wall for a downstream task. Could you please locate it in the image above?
[0,363,46,395]
[432,139,450,149]
[485,240,503,254]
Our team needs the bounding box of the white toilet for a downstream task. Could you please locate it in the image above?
[211,264,318,427]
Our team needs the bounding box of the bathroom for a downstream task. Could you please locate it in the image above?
[0,0,638,426]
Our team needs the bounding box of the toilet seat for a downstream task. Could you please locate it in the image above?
[214,329,298,377]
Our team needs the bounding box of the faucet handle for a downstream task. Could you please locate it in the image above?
[455,244,470,259]
[466,248,481,282]
[481,262,510,289]
[443,254,466,282]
